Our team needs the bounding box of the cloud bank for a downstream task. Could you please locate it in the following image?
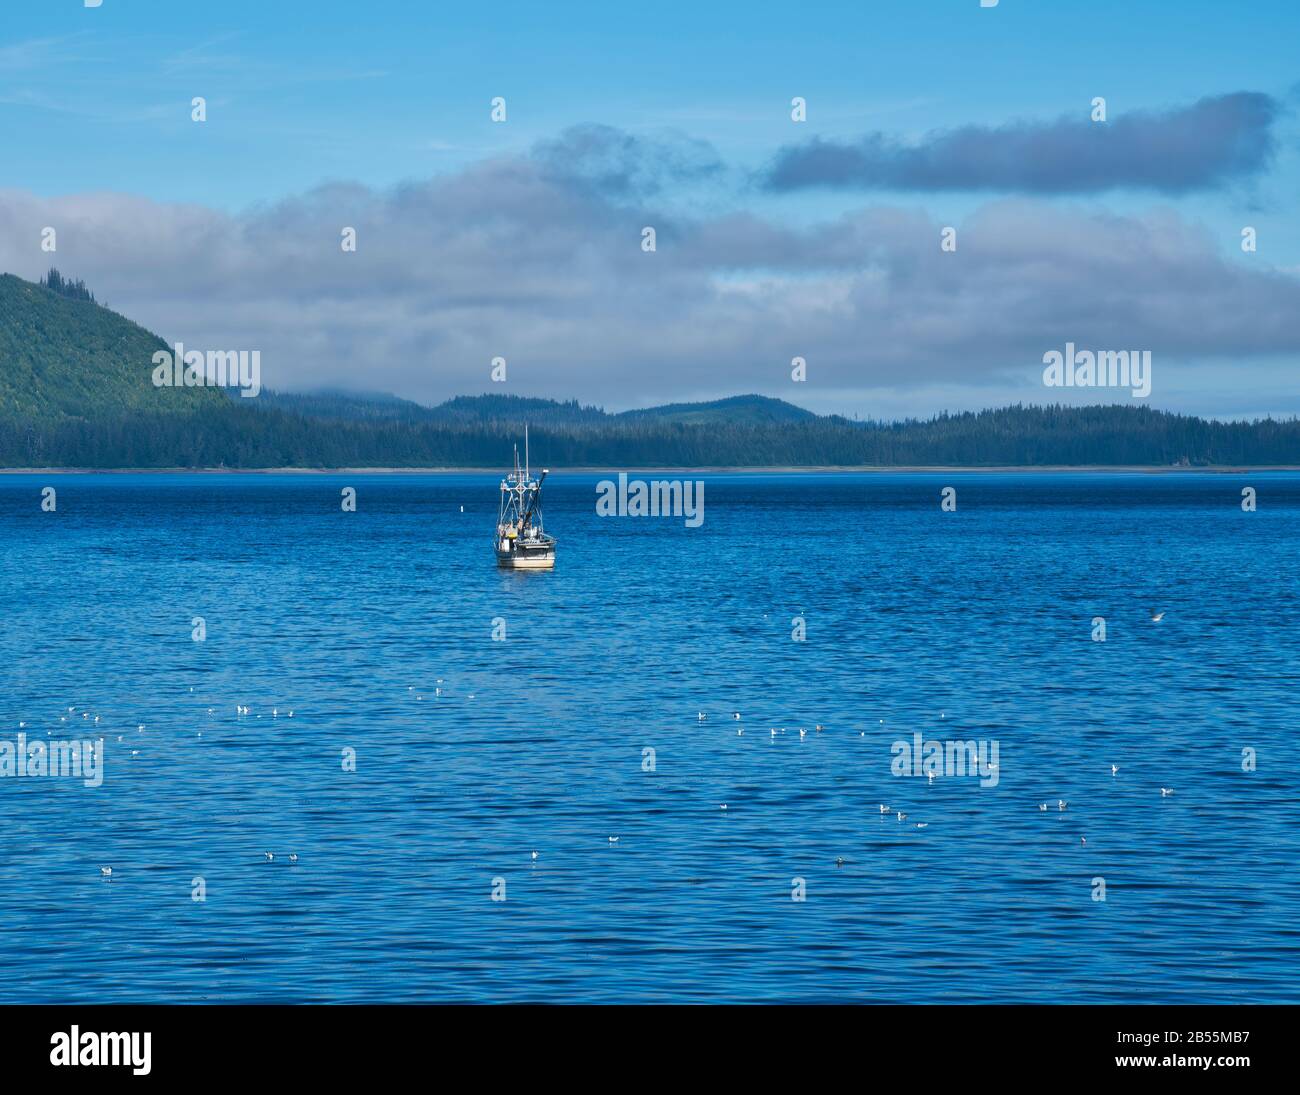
[1,123,1297,415]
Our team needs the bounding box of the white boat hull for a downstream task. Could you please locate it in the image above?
[495,537,556,569]
[497,552,555,570]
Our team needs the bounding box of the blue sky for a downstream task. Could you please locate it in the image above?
[1,0,1298,417]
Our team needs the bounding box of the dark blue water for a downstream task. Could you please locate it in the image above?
[1,472,1297,1002]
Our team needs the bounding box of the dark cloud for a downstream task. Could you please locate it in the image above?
[532,124,723,199]
[764,92,1280,194]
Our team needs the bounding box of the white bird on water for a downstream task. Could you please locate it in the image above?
[719,804,727,811]
[264,852,274,861]
[1058,800,1068,810]
[531,850,538,861]
[1160,787,1175,796]
[1039,803,1048,811]
[896,811,907,822]
[799,728,806,739]
[608,836,619,844]
[737,728,743,736]
[288,854,298,863]
[879,804,890,813]
[698,713,706,721]
[1111,764,1119,776]
[100,867,112,878]
[733,712,741,720]
[1151,611,1166,622]
[916,822,928,829]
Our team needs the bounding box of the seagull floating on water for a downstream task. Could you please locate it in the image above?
[1058,800,1067,810]
[733,712,740,720]
[835,856,845,867]
[697,713,706,721]
[1151,611,1166,622]
[100,867,112,878]
[608,836,619,844]
[896,811,907,822]
[879,804,890,813]
[531,850,538,861]
[288,854,298,863]
[1039,803,1048,811]
[1111,764,1119,776]
[264,852,274,861]
[1160,787,1175,796]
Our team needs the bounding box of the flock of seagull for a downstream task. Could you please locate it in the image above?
[691,705,1177,856]
[24,698,306,883]
[60,632,1178,880]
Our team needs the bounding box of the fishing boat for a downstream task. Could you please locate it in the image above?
[495,427,556,569]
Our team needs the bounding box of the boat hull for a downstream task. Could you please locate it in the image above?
[497,552,555,570]
[495,538,556,569]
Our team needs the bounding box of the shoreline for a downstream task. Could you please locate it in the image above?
[3,465,1297,475]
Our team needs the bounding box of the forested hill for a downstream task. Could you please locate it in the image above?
[2,270,1299,468]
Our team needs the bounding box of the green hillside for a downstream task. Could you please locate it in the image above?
[0,272,225,420]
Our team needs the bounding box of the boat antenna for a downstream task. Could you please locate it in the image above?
[525,423,530,481]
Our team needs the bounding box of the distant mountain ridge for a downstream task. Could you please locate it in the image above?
[3,269,1300,468]
[252,389,814,427]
